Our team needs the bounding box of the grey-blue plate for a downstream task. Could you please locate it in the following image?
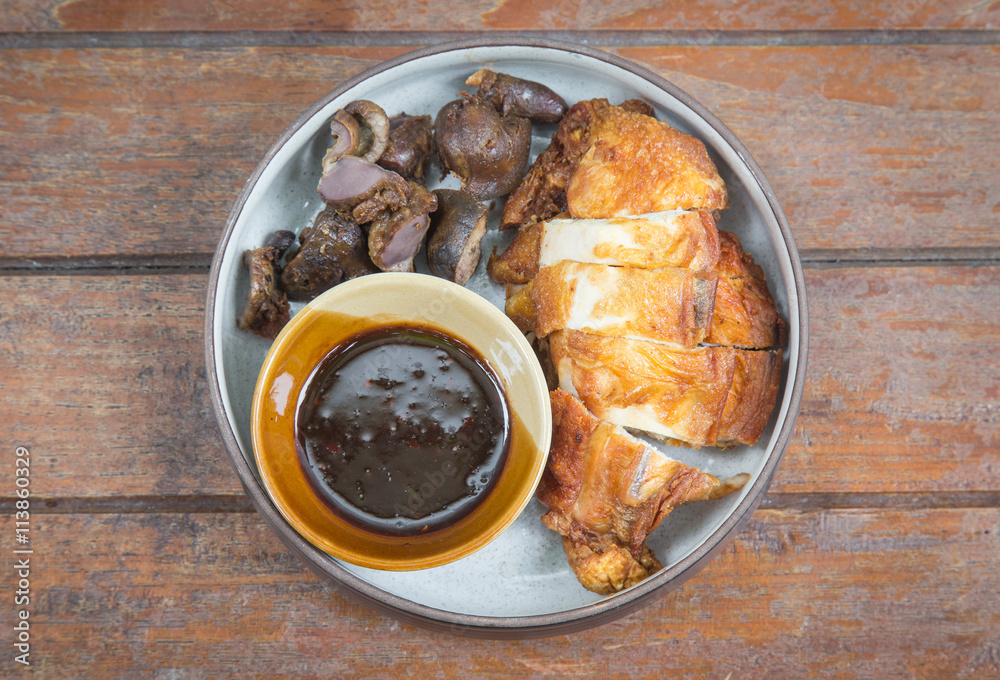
[204,38,809,638]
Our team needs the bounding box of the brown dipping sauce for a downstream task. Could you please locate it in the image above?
[295,323,510,536]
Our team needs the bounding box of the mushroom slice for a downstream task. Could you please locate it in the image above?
[317,155,412,224]
[434,95,532,201]
[237,232,296,338]
[279,207,377,301]
[344,100,390,163]
[368,182,438,272]
[320,99,391,171]
[377,114,434,184]
[466,69,568,124]
[427,189,488,285]
[321,109,364,171]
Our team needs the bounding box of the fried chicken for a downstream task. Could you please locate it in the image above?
[549,331,737,447]
[505,261,718,348]
[500,98,657,229]
[500,98,726,229]
[565,104,728,218]
[538,391,746,594]
[495,98,782,595]
[707,230,787,349]
[488,209,720,285]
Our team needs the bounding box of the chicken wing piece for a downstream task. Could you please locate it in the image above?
[707,231,787,349]
[487,209,720,285]
[538,391,746,594]
[549,330,737,447]
[505,261,718,348]
[487,220,546,285]
[565,104,728,218]
[556,536,661,596]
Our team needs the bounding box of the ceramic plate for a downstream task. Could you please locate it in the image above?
[205,38,808,638]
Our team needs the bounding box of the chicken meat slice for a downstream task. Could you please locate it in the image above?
[487,209,721,285]
[504,261,718,348]
[550,330,782,448]
[550,330,735,447]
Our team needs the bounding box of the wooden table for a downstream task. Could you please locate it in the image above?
[2,2,998,677]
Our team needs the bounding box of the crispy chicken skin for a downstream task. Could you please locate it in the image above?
[554,528,663,595]
[487,220,547,284]
[488,210,720,285]
[550,331,784,449]
[717,348,784,448]
[566,104,728,218]
[505,261,718,348]
[550,331,737,447]
[500,98,655,229]
[710,276,787,349]
[708,231,787,348]
[538,391,736,594]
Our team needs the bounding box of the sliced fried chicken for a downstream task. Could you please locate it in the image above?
[537,391,746,594]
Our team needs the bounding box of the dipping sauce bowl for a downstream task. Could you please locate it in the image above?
[251,272,552,570]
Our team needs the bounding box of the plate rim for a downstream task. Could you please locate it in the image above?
[204,36,809,638]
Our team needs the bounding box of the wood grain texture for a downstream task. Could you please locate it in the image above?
[1,45,998,259]
[0,46,406,259]
[624,45,1000,252]
[0,274,243,497]
[5,508,996,678]
[774,264,1000,494]
[1,265,996,498]
[2,0,997,33]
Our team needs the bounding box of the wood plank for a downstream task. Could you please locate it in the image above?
[624,45,1000,254]
[2,0,997,33]
[11,507,999,677]
[1,45,998,259]
[773,264,1000,494]
[0,274,244,497]
[1,265,997,498]
[0,46,407,259]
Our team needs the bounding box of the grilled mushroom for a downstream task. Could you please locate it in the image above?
[279,207,377,301]
[368,182,438,272]
[321,99,391,171]
[434,95,532,201]
[317,155,412,224]
[466,69,568,124]
[427,189,488,285]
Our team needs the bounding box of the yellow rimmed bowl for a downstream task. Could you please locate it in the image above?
[250,273,551,571]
